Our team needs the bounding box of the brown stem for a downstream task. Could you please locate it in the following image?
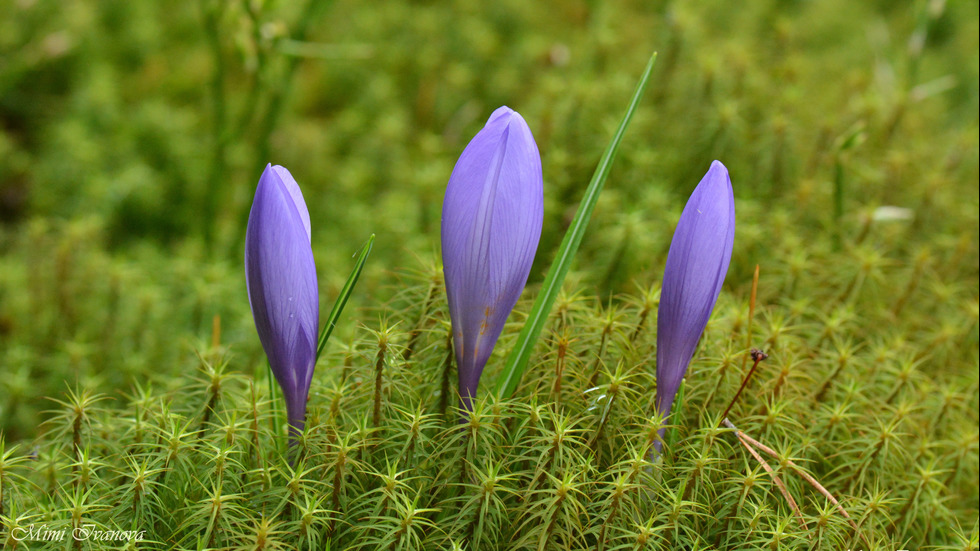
[720,349,768,423]
[629,306,650,343]
[587,328,611,388]
[329,450,347,537]
[373,341,388,428]
[404,281,438,362]
[740,265,760,373]
[552,338,568,406]
[814,353,849,403]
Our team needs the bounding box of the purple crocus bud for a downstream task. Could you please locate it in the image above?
[245,164,319,440]
[655,160,735,450]
[441,106,543,413]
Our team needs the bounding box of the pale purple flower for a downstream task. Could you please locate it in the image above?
[655,160,735,450]
[441,106,543,412]
[245,164,319,439]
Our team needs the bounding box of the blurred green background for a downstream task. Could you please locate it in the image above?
[0,0,977,441]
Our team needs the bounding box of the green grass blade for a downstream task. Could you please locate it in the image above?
[495,53,658,398]
[267,360,281,449]
[666,378,685,452]
[315,234,375,361]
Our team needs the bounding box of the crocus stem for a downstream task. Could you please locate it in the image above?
[286,398,306,452]
[720,349,768,424]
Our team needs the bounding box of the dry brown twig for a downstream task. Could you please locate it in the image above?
[724,417,869,547]
[732,429,811,536]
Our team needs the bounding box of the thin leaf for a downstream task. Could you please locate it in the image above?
[267,360,281,452]
[665,378,685,451]
[495,52,658,398]
[315,234,375,361]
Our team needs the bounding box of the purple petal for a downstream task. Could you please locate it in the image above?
[245,164,319,435]
[656,160,735,427]
[272,165,312,243]
[441,106,544,411]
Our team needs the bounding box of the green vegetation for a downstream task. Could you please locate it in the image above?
[0,0,977,549]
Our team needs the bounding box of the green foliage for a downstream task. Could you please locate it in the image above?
[0,0,977,549]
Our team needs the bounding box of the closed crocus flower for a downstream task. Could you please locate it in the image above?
[655,160,735,450]
[441,106,543,413]
[245,164,319,439]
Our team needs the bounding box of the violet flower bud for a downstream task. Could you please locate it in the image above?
[441,106,544,413]
[655,160,735,450]
[245,164,319,439]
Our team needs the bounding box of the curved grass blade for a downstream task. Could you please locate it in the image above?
[315,234,375,361]
[495,53,658,398]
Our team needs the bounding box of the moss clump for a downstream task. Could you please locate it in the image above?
[2,254,977,549]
